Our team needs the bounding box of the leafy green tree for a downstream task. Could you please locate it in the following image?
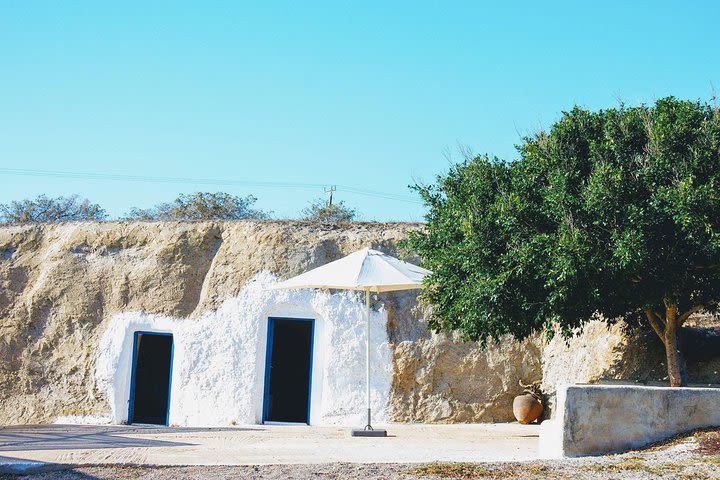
[0,194,107,223]
[301,198,357,223]
[408,97,720,387]
[127,192,270,221]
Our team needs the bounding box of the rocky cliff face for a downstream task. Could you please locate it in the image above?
[0,221,544,425]
[391,332,544,423]
[542,318,720,415]
[2,221,715,426]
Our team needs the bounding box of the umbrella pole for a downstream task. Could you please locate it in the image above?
[352,288,387,437]
[365,288,371,430]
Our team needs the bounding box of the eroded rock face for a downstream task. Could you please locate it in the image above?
[0,221,547,425]
[0,221,426,424]
[390,331,544,423]
[542,321,630,396]
[7,221,712,426]
[542,319,720,416]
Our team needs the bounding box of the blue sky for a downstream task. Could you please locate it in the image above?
[1,1,719,221]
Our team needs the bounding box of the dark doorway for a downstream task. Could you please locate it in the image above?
[128,332,173,426]
[263,318,314,424]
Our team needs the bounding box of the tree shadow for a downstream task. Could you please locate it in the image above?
[0,454,84,477]
[0,424,259,452]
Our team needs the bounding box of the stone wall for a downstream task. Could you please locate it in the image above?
[540,384,720,457]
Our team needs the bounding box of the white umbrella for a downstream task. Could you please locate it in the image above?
[272,247,430,436]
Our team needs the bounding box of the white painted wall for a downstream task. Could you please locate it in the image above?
[86,271,392,427]
[540,384,720,457]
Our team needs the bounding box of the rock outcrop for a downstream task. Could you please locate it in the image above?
[0,221,547,425]
[0,221,416,423]
[390,332,544,423]
[542,319,720,415]
[2,221,716,426]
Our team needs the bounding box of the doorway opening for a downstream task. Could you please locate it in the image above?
[263,317,314,424]
[128,332,174,426]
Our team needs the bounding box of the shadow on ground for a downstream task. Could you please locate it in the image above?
[0,425,259,452]
[0,454,71,477]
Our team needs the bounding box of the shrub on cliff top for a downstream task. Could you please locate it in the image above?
[0,194,107,224]
[301,198,357,223]
[126,192,271,221]
[408,97,720,387]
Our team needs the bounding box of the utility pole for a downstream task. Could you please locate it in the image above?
[324,186,336,207]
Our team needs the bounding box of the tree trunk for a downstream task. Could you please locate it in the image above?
[662,304,688,387]
[643,303,688,387]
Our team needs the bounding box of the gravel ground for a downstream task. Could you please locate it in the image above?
[2,430,719,480]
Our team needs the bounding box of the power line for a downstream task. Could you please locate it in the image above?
[0,168,424,205]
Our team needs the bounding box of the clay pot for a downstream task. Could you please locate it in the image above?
[512,394,543,424]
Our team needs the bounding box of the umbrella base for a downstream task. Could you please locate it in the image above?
[351,428,387,437]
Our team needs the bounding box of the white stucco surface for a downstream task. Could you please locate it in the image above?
[86,272,392,427]
[540,384,720,457]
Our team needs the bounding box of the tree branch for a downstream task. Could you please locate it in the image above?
[677,305,704,326]
[642,307,666,344]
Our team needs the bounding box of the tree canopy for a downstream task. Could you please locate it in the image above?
[301,198,357,223]
[408,97,720,386]
[0,194,107,224]
[126,192,271,221]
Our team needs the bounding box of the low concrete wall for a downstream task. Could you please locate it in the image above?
[539,384,720,457]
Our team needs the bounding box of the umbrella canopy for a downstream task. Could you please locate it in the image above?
[272,247,430,293]
[271,247,430,436]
